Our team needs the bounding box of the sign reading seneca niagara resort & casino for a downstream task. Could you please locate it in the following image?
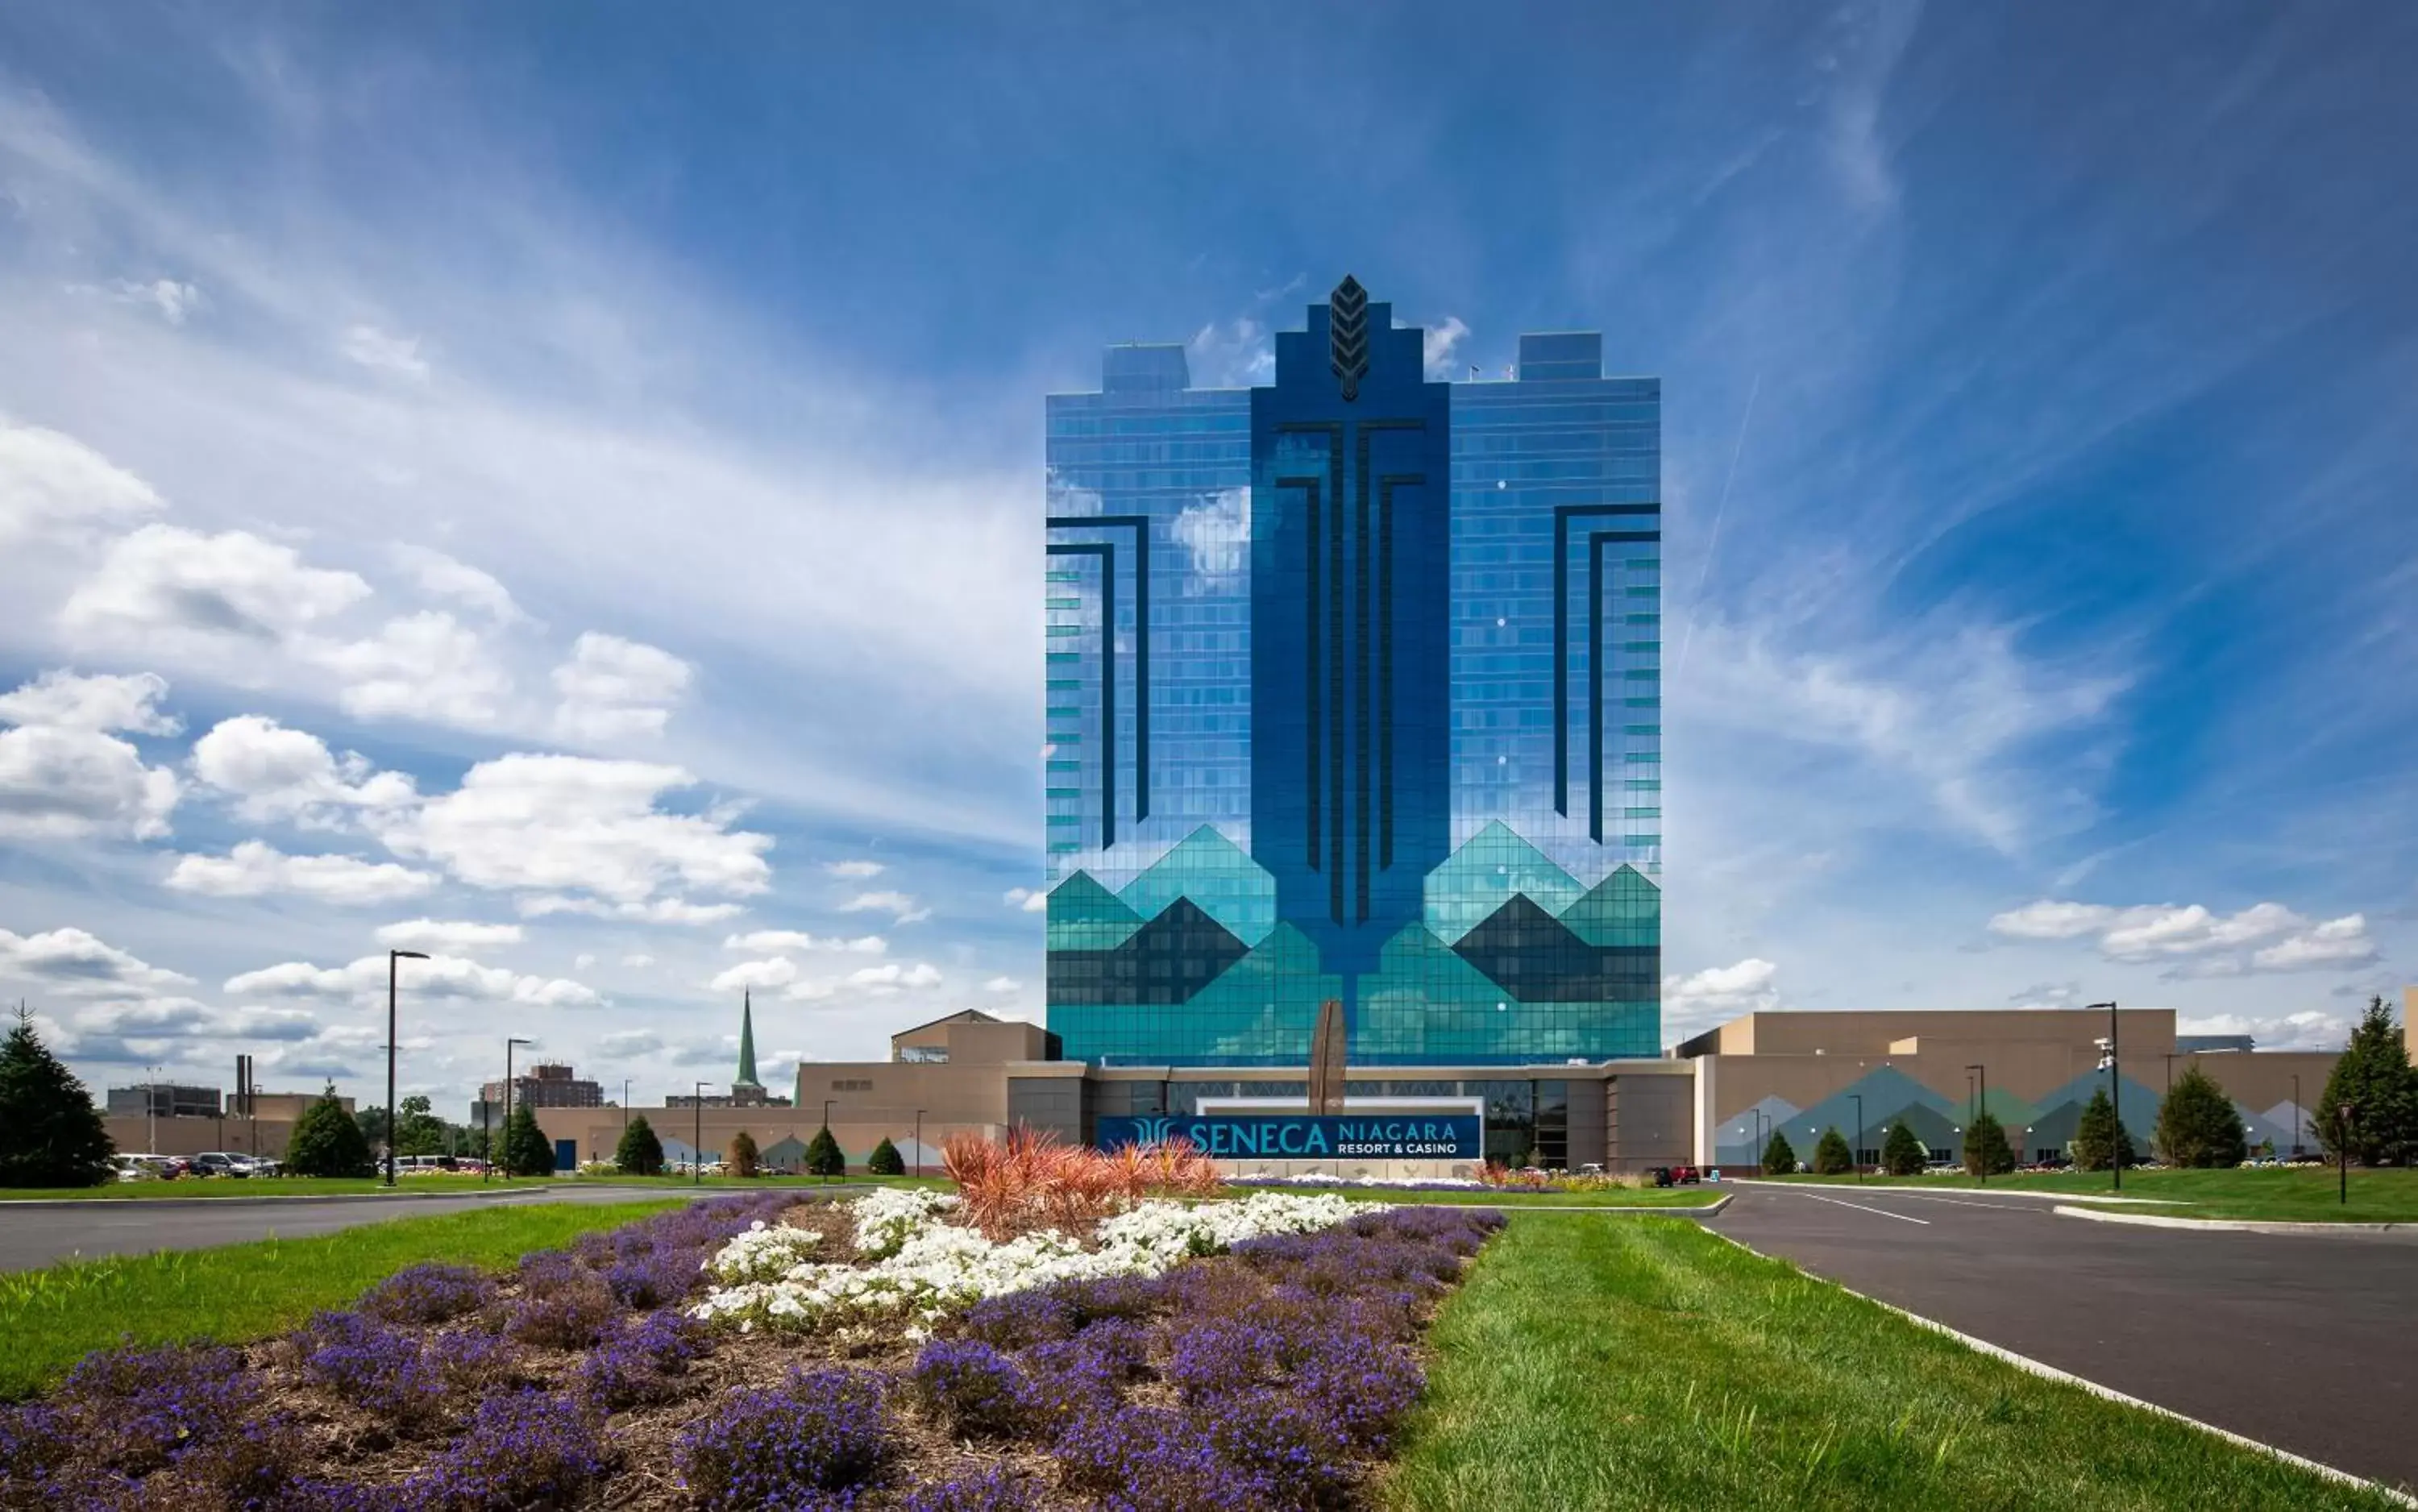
[1095,1115,1482,1161]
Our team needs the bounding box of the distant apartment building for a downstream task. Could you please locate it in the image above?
[478,1063,604,1111]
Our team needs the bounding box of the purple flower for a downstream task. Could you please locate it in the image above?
[1164,1320,1282,1401]
[359,1263,494,1325]
[577,1309,708,1413]
[57,1340,260,1473]
[961,1290,1072,1351]
[513,1249,586,1298]
[297,1311,448,1428]
[604,1248,698,1309]
[1054,1402,1274,1512]
[908,1340,1027,1438]
[426,1327,527,1392]
[675,1368,891,1510]
[404,1389,600,1510]
[902,1466,1038,1511]
[502,1277,617,1350]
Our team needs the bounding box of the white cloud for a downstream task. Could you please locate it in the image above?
[0,718,181,840]
[721,929,886,954]
[983,975,1020,995]
[1984,900,2116,941]
[1003,887,1048,914]
[550,632,691,741]
[1989,899,2379,975]
[60,523,370,654]
[1686,618,2126,855]
[1420,316,1472,379]
[574,953,596,969]
[165,840,438,904]
[109,278,203,325]
[2250,915,2377,972]
[1170,488,1249,579]
[189,715,416,823]
[518,895,746,925]
[2178,1011,2350,1053]
[841,890,929,924]
[1184,318,1273,387]
[305,611,513,725]
[376,754,771,907]
[708,957,797,993]
[825,859,884,879]
[1662,957,1780,1035]
[0,421,164,545]
[389,545,526,624]
[226,952,598,1007]
[844,961,942,992]
[374,919,524,953]
[0,670,180,735]
[340,323,430,381]
[619,953,654,968]
[0,926,196,997]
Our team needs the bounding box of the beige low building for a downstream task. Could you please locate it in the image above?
[526,993,2411,1177]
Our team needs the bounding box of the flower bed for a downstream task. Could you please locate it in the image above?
[0,1188,1503,1510]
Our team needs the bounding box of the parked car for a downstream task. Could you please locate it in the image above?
[190,1152,252,1178]
[119,1153,186,1180]
[1670,1165,1701,1185]
[239,1156,281,1177]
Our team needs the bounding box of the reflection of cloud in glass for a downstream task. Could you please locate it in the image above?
[1172,488,1248,579]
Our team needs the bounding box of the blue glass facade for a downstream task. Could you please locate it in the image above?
[1045,281,1660,1067]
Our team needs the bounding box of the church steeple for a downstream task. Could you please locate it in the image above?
[733,988,762,1091]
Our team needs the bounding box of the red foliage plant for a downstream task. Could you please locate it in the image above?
[941,1128,1224,1240]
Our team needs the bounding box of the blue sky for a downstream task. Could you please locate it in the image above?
[2,2,2413,1113]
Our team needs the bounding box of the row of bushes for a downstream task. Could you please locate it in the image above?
[607,1117,911,1178]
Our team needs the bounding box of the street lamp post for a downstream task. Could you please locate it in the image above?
[694,1083,710,1186]
[2339,1103,2354,1206]
[914,1109,925,1181]
[1967,1063,1988,1184]
[384,949,430,1188]
[2087,1001,2120,1191]
[501,1036,532,1182]
[143,1064,157,1153]
[1851,1094,1864,1182]
[2291,1074,2302,1158]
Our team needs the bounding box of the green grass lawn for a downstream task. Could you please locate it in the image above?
[0,1198,679,1399]
[1768,1166,2418,1223]
[1383,1215,2403,1510]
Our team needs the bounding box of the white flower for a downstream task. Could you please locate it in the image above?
[688,1192,1374,1334]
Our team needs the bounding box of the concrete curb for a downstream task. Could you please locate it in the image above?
[0,1182,830,1211]
[1706,1227,2418,1508]
[1726,1179,2185,1207]
[1489,1194,1732,1216]
[2053,1203,2418,1239]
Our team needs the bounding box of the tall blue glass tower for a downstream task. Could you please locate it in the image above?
[1045,280,1660,1067]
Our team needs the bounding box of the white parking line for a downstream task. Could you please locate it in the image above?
[1850,1190,2046,1211]
[1767,1187,1930,1225]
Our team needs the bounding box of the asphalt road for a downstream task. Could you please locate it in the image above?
[0,1184,744,1272]
[1709,1182,2418,1494]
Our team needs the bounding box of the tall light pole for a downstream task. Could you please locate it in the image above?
[2338,1103,2354,1206]
[501,1036,532,1182]
[143,1063,157,1154]
[384,950,430,1188]
[914,1109,925,1181]
[2291,1074,2302,1158]
[2087,1001,2120,1191]
[1967,1063,1988,1183]
[1850,1094,1864,1182]
[694,1082,709,1186]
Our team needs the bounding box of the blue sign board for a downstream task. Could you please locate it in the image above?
[1095,1114,1481,1161]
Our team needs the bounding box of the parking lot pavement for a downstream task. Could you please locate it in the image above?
[1710,1182,2418,1494]
[0,1184,733,1272]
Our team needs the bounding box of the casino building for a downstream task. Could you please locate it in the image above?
[517,286,2391,1177]
[1043,277,1663,1074]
